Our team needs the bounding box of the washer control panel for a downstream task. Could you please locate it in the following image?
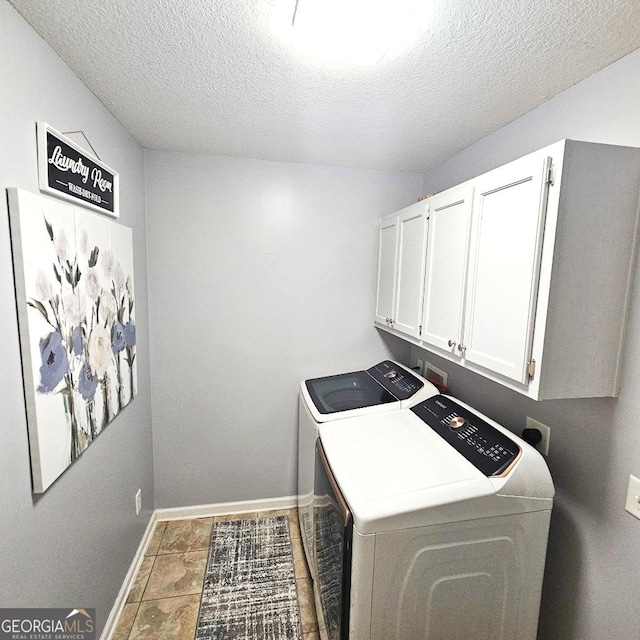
[411,395,520,477]
[367,361,424,400]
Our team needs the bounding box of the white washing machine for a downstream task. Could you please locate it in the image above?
[298,360,439,578]
[315,394,554,640]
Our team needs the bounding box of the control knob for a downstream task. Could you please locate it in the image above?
[450,416,467,430]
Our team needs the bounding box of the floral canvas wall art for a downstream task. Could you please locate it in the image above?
[8,188,137,494]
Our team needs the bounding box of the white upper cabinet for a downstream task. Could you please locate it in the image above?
[375,201,428,339]
[374,215,399,327]
[375,139,640,400]
[462,150,551,384]
[421,184,473,355]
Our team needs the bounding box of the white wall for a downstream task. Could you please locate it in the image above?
[145,150,419,507]
[0,3,154,633]
[416,47,640,640]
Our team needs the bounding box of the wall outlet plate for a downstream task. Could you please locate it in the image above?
[135,489,142,516]
[525,417,550,456]
[625,475,640,520]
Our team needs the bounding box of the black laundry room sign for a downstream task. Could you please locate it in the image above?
[37,122,119,217]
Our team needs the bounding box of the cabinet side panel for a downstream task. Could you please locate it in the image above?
[539,142,640,398]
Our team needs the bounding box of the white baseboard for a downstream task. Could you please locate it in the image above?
[155,495,297,521]
[99,496,297,639]
[100,510,158,640]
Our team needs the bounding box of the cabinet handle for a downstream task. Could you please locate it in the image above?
[448,339,456,348]
[457,344,466,354]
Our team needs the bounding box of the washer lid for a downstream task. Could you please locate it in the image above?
[319,409,552,534]
[301,360,437,423]
[304,370,397,414]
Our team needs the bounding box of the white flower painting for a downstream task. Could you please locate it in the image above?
[8,188,137,494]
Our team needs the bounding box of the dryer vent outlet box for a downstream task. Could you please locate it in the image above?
[423,361,448,388]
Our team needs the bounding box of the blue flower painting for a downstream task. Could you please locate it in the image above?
[8,188,137,494]
[37,330,69,393]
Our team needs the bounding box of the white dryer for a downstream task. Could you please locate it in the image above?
[315,394,554,640]
[298,360,439,578]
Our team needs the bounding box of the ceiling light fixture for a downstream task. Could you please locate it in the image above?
[290,0,414,66]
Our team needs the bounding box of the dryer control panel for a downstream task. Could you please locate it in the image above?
[367,361,424,400]
[411,395,520,477]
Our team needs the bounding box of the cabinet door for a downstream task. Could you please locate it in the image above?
[463,152,552,383]
[394,204,428,337]
[421,185,473,353]
[375,215,398,326]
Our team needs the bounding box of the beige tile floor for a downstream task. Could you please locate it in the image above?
[112,509,320,640]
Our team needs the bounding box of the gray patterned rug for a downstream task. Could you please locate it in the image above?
[195,515,303,640]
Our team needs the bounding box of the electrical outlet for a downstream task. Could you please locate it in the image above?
[135,489,142,516]
[625,475,640,520]
[525,417,550,456]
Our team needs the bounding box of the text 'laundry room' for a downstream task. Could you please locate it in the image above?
[2,1,640,640]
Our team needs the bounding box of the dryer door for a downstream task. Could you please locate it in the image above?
[314,439,353,640]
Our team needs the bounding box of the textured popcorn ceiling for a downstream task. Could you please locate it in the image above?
[8,0,640,172]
